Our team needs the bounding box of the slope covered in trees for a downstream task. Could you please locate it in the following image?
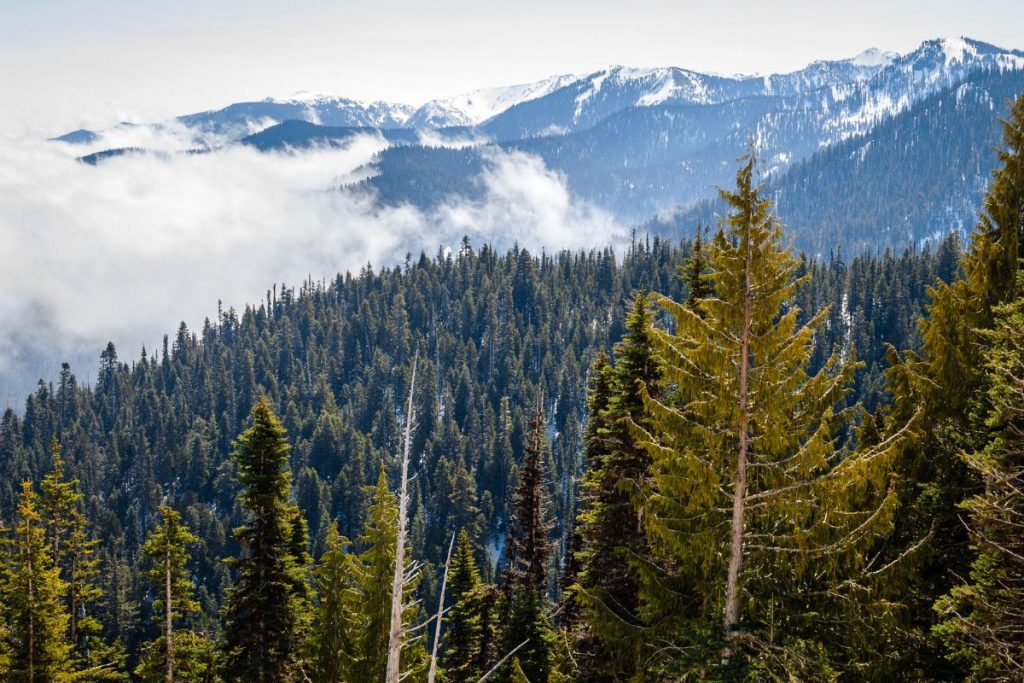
[4,91,1023,680]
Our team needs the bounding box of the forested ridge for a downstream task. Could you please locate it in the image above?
[0,95,1021,682]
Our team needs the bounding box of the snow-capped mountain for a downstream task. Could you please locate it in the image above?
[53,37,1024,255]
[176,94,415,138]
[405,74,583,128]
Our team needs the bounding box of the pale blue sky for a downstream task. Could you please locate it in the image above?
[2,0,1023,133]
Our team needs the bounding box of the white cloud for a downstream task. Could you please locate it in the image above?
[0,131,623,407]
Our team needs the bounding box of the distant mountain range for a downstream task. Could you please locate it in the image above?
[56,37,1024,254]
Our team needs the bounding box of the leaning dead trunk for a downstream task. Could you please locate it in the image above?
[427,533,456,683]
[385,353,418,683]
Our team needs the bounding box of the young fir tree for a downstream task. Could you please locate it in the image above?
[683,223,714,308]
[220,397,310,683]
[135,505,211,683]
[636,154,909,678]
[1,481,72,682]
[571,294,662,680]
[311,521,356,683]
[346,467,427,683]
[933,275,1024,680]
[501,405,555,682]
[39,439,124,680]
[883,91,1024,677]
[443,530,488,683]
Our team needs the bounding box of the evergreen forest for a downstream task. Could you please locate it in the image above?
[0,94,1022,682]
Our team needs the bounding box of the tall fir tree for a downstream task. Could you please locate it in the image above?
[501,405,555,682]
[220,397,310,683]
[572,294,662,680]
[135,505,211,683]
[636,154,910,678]
[884,91,1024,678]
[933,274,1024,679]
[1,481,72,682]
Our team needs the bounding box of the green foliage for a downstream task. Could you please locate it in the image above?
[343,466,427,682]
[636,154,909,678]
[135,505,201,682]
[220,398,310,683]
[1,481,73,682]
[311,522,356,683]
[443,530,488,683]
[571,294,662,679]
[934,275,1024,680]
[502,407,555,682]
[881,91,1024,680]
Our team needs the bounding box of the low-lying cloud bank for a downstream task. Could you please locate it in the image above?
[0,129,624,408]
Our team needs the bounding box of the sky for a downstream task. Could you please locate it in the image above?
[2,0,1024,134]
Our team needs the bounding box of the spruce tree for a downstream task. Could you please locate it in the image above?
[933,275,1024,680]
[221,397,309,683]
[135,505,209,683]
[501,405,555,682]
[637,154,909,678]
[1,481,72,682]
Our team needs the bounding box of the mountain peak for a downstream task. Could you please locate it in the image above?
[847,47,899,68]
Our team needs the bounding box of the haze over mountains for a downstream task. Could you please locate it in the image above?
[57,36,1024,255]
[5,35,1021,410]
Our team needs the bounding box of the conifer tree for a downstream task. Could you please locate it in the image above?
[221,397,309,683]
[1,481,72,682]
[884,91,1024,677]
[683,223,713,308]
[636,154,909,677]
[501,405,555,682]
[311,522,355,683]
[443,530,486,683]
[933,275,1024,680]
[39,440,123,679]
[346,467,427,682]
[135,505,208,683]
[572,294,662,679]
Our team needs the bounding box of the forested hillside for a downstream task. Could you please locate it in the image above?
[0,93,1021,683]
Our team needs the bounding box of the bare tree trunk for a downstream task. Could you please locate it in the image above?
[723,215,754,655]
[386,353,418,683]
[428,533,456,683]
[166,552,174,683]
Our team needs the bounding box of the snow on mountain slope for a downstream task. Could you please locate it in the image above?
[406,74,583,128]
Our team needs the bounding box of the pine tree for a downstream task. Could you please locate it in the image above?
[1,481,73,682]
[572,294,662,679]
[933,275,1024,680]
[135,505,209,683]
[501,405,555,682]
[636,154,909,678]
[221,397,309,683]
[311,522,355,683]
